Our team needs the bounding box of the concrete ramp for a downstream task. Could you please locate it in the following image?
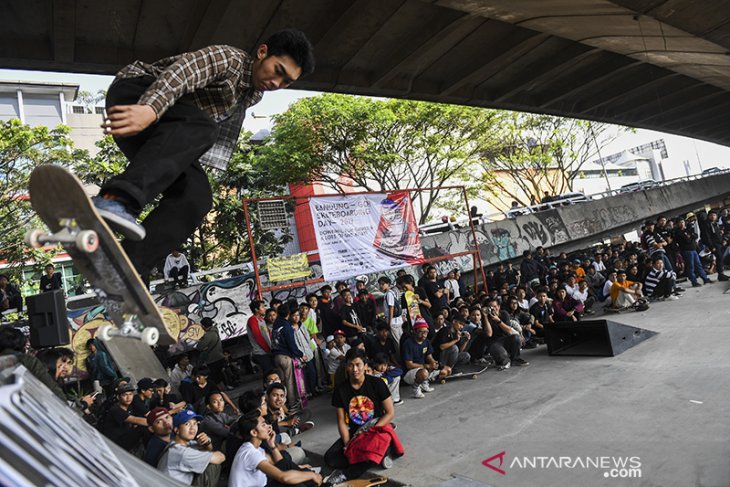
[0,357,182,486]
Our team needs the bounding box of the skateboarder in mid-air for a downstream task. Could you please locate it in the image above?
[94,30,315,282]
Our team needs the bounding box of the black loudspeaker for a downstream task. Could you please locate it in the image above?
[545,319,657,357]
[27,290,69,348]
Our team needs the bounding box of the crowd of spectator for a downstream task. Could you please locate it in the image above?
[1,207,728,485]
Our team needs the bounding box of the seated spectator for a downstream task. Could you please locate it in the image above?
[570,280,595,315]
[325,348,402,480]
[600,270,617,302]
[182,365,238,414]
[365,320,400,368]
[515,287,530,312]
[163,249,190,288]
[432,315,471,370]
[143,407,173,467]
[610,270,643,309]
[265,383,314,438]
[158,409,225,486]
[477,299,528,369]
[529,288,554,340]
[505,297,537,348]
[401,318,448,398]
[130,377,155,417]
[151,378,186,413]
[200,391,239,451]
[35,347,96,412]
[102,383,148,453]
[552,288,582,322]
[229,410,322,487]
[170,353,193,391]
[0,274,23,312]
[644,257,681,301]
[593,253,607,274]
[584,266,606,297]
[247,299,274,374]
[370,353,403,406]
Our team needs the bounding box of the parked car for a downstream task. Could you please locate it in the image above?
[619,179,658,193]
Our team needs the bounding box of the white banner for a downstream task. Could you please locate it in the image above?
[309,191,424,281]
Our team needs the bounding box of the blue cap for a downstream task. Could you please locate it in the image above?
[173,409,203,426]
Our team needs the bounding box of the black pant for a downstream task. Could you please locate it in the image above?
[652,277,675,298]
[102,76,218,278]
[324,438,380,479]
[169,265,189,286]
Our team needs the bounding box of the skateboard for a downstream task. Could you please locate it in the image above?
[440,365,488,383]
[335,476,388,487]
[404,290,420,323]
[26,165,174,346]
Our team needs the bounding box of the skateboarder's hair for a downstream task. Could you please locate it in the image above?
[0,325,25,352]
[264,29,315,76]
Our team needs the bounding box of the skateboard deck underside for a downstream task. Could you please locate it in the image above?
[442,365,488,381]
[29,165,174,345]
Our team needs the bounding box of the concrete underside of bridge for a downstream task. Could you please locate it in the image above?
[4,1,730,146]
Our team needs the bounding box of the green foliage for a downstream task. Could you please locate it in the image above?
[0,120,89,280]
[260,94,503,223]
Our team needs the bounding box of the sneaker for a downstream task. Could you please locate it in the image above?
[705,278,714,284]
[511,357,530,366]
[522,341,537,349]
[420,381,434,393]
[474,357,489,365]
[298,421,315,433]
[92,196,146,241]
[675,287,685,293]
[692,283,702,288]
[412,386,425,399]
[497,362,511,371]
[393,399,405,406]
[719,274,729,281]
[667,295,679,300]
[380,455,393,469]
[323,470,347,485]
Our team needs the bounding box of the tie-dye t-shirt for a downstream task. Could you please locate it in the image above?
[332,375,391,435]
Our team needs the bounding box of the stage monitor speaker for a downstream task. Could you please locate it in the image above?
[27,290,69,348]
[545,319,657,357]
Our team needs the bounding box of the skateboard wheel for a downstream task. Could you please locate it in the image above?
[440,379,446,384]
[97,324,114,342]
[472,375,478,379]
[76,230,99,253]
[26,229,45,248]
[141,327,159,346]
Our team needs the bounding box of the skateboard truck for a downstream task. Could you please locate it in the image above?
[97,315,160,346]
[26,219,99,253]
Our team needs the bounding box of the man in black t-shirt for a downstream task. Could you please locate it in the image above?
[432,315,471,369]
[339,289,365,338]
[103,383,148,452]
[39,264,63,292]
[130,377,155,417]
[325,348,396,479]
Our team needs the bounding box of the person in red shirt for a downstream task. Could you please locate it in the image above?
[247,299,274,373]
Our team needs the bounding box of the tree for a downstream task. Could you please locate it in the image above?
[0,120,89,279]
[478,113,626,209]
[260,94,503,223]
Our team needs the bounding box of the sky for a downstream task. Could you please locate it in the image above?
[3,67,730,180]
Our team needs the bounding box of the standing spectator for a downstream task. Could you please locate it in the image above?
[674,218,712,287]
[271,305,304,413]
[291,308,318,397]
[164,249,190,288]
[353,288,377,331]
[318,285,340,337]
[396,274,434,333]
[705,210,728,281]
[197,317,226,391]
[0,274,22,312]
[505,262,521,288]
[85,338,119,393]
[444,270,461,302]
[333,282,348,313]
[39,264,63,293]
[520,251,544,288]
[157,409,226,485]
[247,299,274,373]
[339,289,366,338]
[378,277,403,344]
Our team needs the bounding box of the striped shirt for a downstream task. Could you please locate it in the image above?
[116,45,263,170]
[644,267,676,297]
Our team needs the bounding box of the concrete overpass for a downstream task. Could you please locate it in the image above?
[420,172,730,271]
[3,1,730,146]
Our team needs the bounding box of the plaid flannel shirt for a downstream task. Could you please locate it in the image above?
[116,45,263,170]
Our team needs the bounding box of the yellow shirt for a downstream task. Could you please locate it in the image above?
[610,280,634,303]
